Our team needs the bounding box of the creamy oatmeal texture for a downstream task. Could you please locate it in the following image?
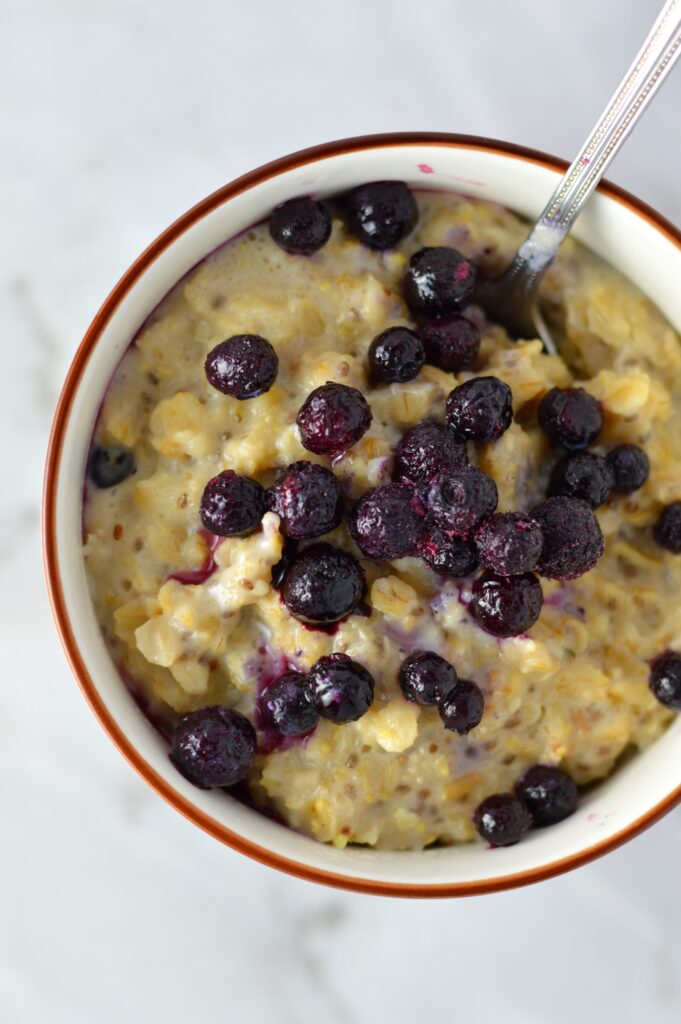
[84,191,681,849]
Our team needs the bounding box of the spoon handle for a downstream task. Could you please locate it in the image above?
[517,0,681,275]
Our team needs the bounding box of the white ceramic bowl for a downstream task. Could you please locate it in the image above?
[44,133,681,896]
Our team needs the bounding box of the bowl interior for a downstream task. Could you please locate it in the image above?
[48,139,681,892]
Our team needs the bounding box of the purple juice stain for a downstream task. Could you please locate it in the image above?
[168,530,223,585]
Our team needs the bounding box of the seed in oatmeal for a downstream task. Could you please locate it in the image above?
[399,650,457,706]
[392,420,467,487]
[89,446,136,489]
[653,501,681,553]
[403,246,476,318]
[425,465,498,536]
[296,381,372,456]
[649,653,681,710]
[475,512,543,576]
[474,792,532,847]
[199,470,266,537]
[345,180,418,251]
[259,671,319,737]
[420,314,481,373]
[538,386,603,451]
[281,542,365,623]
[170,706,256,788]
[269,196,332,255]
[606,444,650,494]
[418,526,479,577]
[439,679,485,734]
[205,334,279,400]
[445,376,513,443]
[348,483,425,560]
[532,496,604,580]
[547,452,615,509]
[307,653,374,723]
[267,461,344,540]
[515,764,579,827]
[471,571,543,637]
[368,326,425,384]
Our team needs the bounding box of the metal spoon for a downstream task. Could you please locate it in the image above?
[477,0,681,355]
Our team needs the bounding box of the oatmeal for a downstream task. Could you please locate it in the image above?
[83,184,681,850]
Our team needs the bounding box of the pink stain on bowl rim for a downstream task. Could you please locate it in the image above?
[418,163,434,174]
[587,811,616,827]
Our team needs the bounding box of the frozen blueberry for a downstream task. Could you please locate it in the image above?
[403,247,476,318]
[368,326,425,384]
[348,484,426,560]
[538,387,602,450]
[296,382,372,457]
[418,527,480,577]
[515,765,579,827]
[307,653,375,723]
[205,334,279,400]
[474,793,532,847]
[200,470,266,537]
[445,376,513,444]
[470,571,543,637]
[439,679,485,734]
[420,315,481,372]
[269,196,331,255]
[281,542,365,624]
[89,446,136,488]
[345,181,418,250]
[649,652,681,710]
[424,466,498,536]
[547,452,614,509]
[267,461,344,540]
[607,444,650,494]
[475,512,544,576]
[170,706,256,788]
[653,502,681,553]
[392,420,467,488]
[259,672,319,737]
[398,651,457,706]
[532,496,605,579]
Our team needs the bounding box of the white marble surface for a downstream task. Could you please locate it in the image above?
[3,1,681,1020]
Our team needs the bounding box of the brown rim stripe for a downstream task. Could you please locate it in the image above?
[43,132,681,897]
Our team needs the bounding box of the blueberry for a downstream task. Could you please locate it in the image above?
[538,387,602,450]
[474,793,532,847]
[269,196,331,255]
[403,247,476,318]
[281,542,365,624]
[205,334,279,400]
[392,420,467,488]
[267,461,344,539]
[649,652,681,710]
[607,444,650,494]
[345,181,418,250]
[515,765,578,827]
[424,466,498,536]
[418,527,480,577]
[200,470,266,537]
[532,496,605,579]
[420,315,480,372]
[307,653,374,723]
[439,679,485,734]
[368,326,425,384]
[475,512,544,576]
[89,446,136,488]
[445,376,513,443]
[470,571,543,637]
[653,502,681,553]
[398,651,457,706]
[296,382,372,457]
[170,706,256,788]
[259,672,319,737]
[348,484,426,560]
[547,452,614,508]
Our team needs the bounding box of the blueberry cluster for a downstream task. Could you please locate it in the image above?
[474,764,580,847]
[399,651,484,735]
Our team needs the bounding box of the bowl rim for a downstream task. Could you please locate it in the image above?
[43,131,681,897]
